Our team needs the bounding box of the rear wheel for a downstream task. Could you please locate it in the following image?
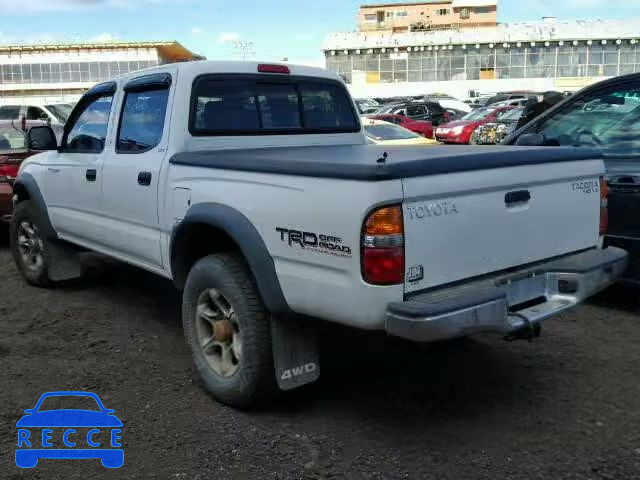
[182,253,276,408]
[10,201,55,287]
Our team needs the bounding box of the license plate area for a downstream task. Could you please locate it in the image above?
[502,274,547,308]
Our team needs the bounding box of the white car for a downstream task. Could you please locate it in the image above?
[11,60,627,408]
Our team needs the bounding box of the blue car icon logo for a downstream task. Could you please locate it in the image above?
[16,391,123,469]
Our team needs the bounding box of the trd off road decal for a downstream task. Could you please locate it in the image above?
[276,228,352,257]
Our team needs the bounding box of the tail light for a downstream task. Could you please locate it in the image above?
[0,162,19,182]
[362,205,404,285]
[600,176,609,235]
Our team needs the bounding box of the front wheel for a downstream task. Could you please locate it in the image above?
[182,253,276,408]
[10,201,55,287]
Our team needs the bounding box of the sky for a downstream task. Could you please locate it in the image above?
[0,0,636,66]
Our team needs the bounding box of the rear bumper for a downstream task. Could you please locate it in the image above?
[385,247,628,342]
[0,182,13,223]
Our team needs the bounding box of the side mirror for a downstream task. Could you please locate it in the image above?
[23,409,34,414]
[105,409,115,414]
[27,126,58,151]
[516,133,545,147]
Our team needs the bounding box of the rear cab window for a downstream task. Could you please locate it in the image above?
[190,75,359,135]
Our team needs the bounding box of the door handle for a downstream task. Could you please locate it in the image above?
[47,168,60,173]
[138,171,152,186]
[505,190,531,205]
[86,169,97,182]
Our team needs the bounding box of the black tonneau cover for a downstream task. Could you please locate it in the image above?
[170,144,601,181]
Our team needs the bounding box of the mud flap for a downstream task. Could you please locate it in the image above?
[271,315,320,391]
[47,240,82,282]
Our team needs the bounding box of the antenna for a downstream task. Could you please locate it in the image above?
[234,41,255,61]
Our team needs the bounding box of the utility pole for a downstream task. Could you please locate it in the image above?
[234,41,255,60]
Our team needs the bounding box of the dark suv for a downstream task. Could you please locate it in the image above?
[374,101,447,126]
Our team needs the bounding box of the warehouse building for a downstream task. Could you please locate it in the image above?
[0,40,202,105]
[324,13,640,98]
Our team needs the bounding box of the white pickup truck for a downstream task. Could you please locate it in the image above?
[11,61,627,408]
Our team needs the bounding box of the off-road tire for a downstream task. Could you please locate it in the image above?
[10,201,55,287]
[182,253,276,409]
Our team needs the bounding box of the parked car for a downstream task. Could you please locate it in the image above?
[11,61,627,409]
[489,98,531,108]
[483,91,538,106]
[366,113,434,138]
[503,72,640,281]
[422,97,472,114]
[362,118,440,145]
[0,122,42,224]
[374,101,447,126]
[444,108,468,122]
[435,106,515,144]
[0,103,72,141]
[355,98,380,114]
[470,107,524,145]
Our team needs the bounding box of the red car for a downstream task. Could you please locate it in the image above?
[434,106,515,144]
[366,114,434,139]
[0,123,42,223]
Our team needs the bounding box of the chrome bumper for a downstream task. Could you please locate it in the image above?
[385,247,628,342]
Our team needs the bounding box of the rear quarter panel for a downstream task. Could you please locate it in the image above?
[165,166,404,329]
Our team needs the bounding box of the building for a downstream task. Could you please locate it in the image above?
[324,16,640,98]
[0,41,203,105]
[358,0,497,33]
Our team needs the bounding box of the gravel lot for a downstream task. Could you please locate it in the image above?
[1,232,640,479]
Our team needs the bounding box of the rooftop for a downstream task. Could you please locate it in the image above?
[360,0,495,7]
[324,17,640,50]
[360,1,452,7]
[0,40,204,62]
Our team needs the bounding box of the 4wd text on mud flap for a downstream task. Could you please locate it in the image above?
[280,363,318,381]
[276,228,352,256]
[406,201,458,220]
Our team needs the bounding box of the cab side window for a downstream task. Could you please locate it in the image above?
[26,107,48,121]
[117,88,169,153]
[65,96,113,153]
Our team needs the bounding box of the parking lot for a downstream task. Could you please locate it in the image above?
[0,233,639,479]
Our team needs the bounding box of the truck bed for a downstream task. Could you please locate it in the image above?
[170,145,601,180]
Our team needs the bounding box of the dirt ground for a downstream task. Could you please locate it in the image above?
[1,232,640,480]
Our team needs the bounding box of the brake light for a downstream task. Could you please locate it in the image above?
[0,163,19,180]
[258,64,290,74]
[600,176,609,235]
[362,205,404,285]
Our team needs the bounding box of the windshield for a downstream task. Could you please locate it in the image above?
[461,108,495,121]
[533,86,640,157]
[364,123,419,140]
[44,104,74,123]
[500,107,524,121]
[0,125,26,151]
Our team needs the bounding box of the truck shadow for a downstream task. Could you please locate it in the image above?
[0,225,8,249]
[41,253,550,425]
[587,282,640,314]
[277,329,546,421]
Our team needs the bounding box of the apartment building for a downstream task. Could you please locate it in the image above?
[358,0,498,33]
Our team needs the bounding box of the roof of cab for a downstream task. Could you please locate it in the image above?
[118,60,342,84]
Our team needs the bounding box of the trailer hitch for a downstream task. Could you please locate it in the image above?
[504,312,541,342]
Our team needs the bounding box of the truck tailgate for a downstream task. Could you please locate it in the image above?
[403,159,603,293]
